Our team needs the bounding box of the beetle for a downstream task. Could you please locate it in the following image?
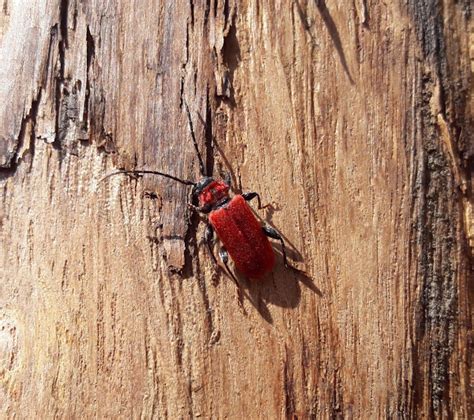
[101,104,290,281]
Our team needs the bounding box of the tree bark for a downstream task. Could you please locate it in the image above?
[0,0,472,418]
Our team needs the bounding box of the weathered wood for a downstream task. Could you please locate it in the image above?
[0,0,472,418]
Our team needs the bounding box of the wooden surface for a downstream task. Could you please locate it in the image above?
[1,0,472,418]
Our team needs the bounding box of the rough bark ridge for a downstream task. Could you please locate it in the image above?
[0,0,472,418]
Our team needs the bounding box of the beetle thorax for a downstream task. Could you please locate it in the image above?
[198,180,230,208]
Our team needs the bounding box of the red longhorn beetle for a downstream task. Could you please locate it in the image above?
[101,104,290,282]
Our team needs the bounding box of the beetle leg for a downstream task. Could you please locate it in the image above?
[242,191,267,209]
[204,224,218,266]
[219,247,244,305]
[263,225,289,268]
[224,172,232,187]
[218,247,237,284]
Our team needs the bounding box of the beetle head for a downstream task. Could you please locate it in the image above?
[193,177,230,209]
[192,177,214,197]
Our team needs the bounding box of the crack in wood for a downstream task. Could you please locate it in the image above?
[81,25,95,137]
[54,0,69,149]
[0,89,42,175]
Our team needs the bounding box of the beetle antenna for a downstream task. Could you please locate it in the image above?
[184,101,207,176]
[100,170,196,186]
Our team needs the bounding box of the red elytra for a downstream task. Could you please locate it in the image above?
[209,195,275,278]
[197,180,275,278]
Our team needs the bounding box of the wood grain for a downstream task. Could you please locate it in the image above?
[0,0,472,418]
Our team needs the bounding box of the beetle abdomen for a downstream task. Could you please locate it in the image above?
[209,195,275,278]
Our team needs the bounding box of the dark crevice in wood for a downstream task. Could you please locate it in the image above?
[204,0,211,26]
[179,77,184,109]
[223,0,230,29]
[218,8,239,105]
[54,0,69,150]
[213,0,218,19]
[361,0,369,27]
[59,0,69,48]
[82,25,95,137]
[43,24,59,87]
[189,0,194,27]
[184,20,190,68]
[351,0,362,63]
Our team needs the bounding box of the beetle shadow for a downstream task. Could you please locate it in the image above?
[231,252,322,324]
[274,249,323,297]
